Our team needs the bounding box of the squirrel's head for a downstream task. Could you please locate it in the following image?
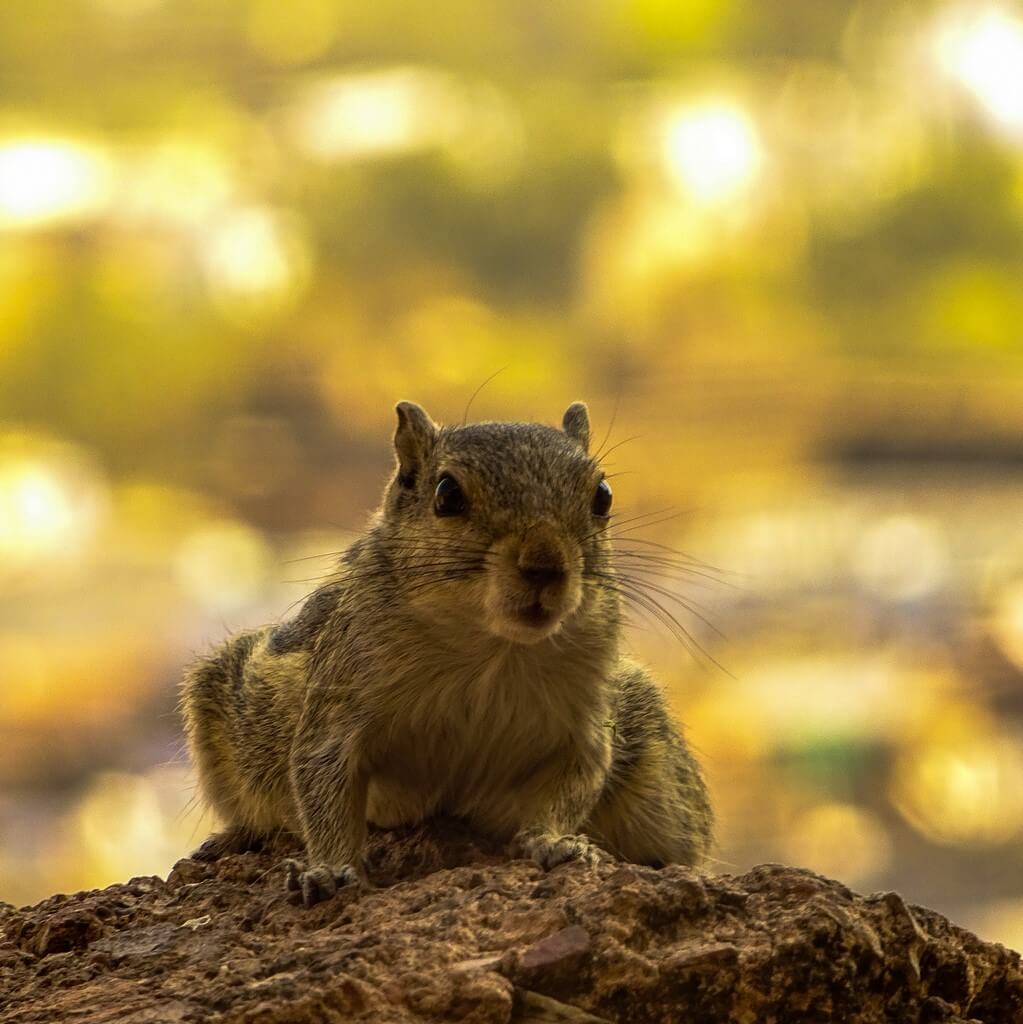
[380,400,616,646]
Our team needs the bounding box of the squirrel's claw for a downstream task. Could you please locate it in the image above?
[515,830,609,870]
[284,858,361,906]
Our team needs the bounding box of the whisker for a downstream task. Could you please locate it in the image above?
[603,512,689,540]
[384,542,495,559]
[614,548,717,571]
[286,560,489,586]
[402,566,488,596]
[595,434,642,465]
[583,506,676,544]
[339,559,491,581]
[592,579,662,636]
[613,536,735,573]
[591,394,621,462]
[462,366,508,424]
[280,549,349,565]
[282,537,497,567]
[600,571,726,639]
[591,575,732,676]
[613,553,734,590]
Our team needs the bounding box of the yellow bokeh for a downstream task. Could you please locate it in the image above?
[659,99,763,207]
[891,707,1023,848]
[0,433,107,578]
[246,0,339,66]
[781,802,892,889]
[0,138,114,229]
[932,5,1023,140]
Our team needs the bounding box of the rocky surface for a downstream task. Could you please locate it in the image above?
[1,820,1021,1023]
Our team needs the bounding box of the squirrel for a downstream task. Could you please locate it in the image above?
[180,401,713,906]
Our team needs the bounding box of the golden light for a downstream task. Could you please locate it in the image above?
[0,637,48,723]
[288,67,464,162]
[974,898,1023,953]
[713,655,952,748]
[0,467,74,546]
[118,141,234,229]
[0,634,154,729]
[174,518,274,615]
[440,83,525,189]
[0,436,107,573]
[91,0,164,14]
[851,514,947,602]
[660,99,764,205]
[74,767,202,890]
[198,205,312,320]
[0,138,114,229]
[891,722,1023,848]
[781,802,892,888]
[933,6,1023,139]
[989,578,1023,670]
[603,195,723,278]
[246,0,337,65]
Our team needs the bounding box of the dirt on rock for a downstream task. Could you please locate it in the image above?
[1,819,1021,1023]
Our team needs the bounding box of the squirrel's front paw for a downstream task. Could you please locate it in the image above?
[514,829,607,870]
[283,859,361,907]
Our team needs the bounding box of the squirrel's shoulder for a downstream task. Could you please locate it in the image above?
[265,533,405,658]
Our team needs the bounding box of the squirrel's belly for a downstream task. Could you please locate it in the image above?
[360,656,598,836]
[363,735,571,838]
[365,775,441,829]
[364,773,550,839]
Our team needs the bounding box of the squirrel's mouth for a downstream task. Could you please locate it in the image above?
[515,601,555,629]
[483,599,565,644]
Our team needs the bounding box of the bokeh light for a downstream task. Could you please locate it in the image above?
[0,434,107,576]
[933,6,1023,140]
[288,68,464,162]
[891,715,1023,848]
[73,768,206,891]
[117,141,235,230]
[781,802,893,889]
[659,98,763,207]
[991,579,1023,670]
[852,515,948,602]
[174,519,275,615]
[0,138,114,229]
[198,204,312,321]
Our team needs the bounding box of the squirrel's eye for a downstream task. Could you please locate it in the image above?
[591,479,613,518]
[434,474,467,517]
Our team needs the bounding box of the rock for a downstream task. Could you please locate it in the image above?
[513,989,610,1022]
[0,820,1020,1023]
[515,926,591,974]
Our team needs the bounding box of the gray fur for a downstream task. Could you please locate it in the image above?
[561,401,590,451]
[394,401,437,486]
[180,402,713,906]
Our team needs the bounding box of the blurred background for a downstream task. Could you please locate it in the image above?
[1,0,1023,949]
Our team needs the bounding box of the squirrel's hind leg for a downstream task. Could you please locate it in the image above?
[190,824,274,861]
[587,661,713,869]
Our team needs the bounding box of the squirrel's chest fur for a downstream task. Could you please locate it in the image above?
[349,633,615,836]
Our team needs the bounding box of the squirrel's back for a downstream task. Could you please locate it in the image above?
[183,629,303,832]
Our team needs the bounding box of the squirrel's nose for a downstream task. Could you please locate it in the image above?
[518,564,565,587]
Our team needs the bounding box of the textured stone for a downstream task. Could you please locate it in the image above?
[0,821,1020,1023]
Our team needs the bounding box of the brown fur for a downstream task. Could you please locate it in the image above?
[180,402,713,905]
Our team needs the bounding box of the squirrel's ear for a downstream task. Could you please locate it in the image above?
[394,401,438,486]
[561,402,590,452]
